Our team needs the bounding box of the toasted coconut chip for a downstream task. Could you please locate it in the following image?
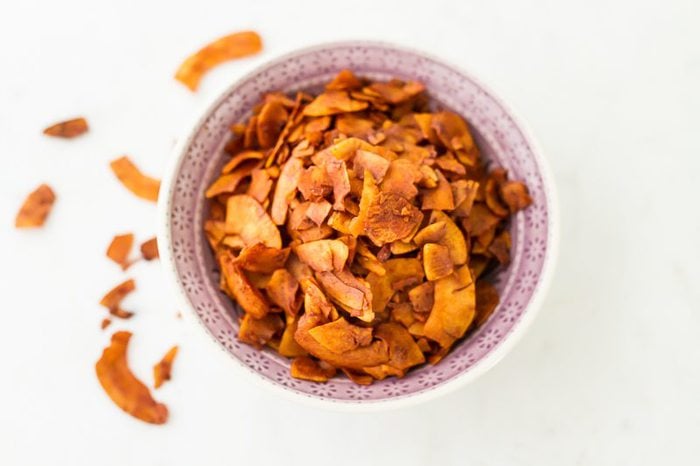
[271,157,303,224]
[475,281,500,327]
[336,114,375,137]
[413,221,446,246]
[427,346,450,365]
[100,279,136,319]
[408,281,435,313]
[353,150,391,182]
[326,69,363,91]
[423,243,454,281]
[221,150,264,174]
[96,332,168,424]
[298,165,333,201]
[246,271,272,289]
[206,163,256,198]
[225,194,281,248]
[153,346,178,389]
[238,313,284,349]
[472,225,496,254]
[265,268,301,316]
[110,156,160,202]
[308,317,373,354]
[15,183,56,228]
[342,368,374,385]
[355,241,386,276]
[435,154,466,175]
[286,251,314,284]
[175,31,262,91]
[327,211,354,234]
[418,165,438,188]
[452,180,479,217]
[431,111,479,166]
[411,113,437,142]
[263,92,297,108]
[350,90,390,111]
[391,302,416,327]
[294,239,349,272]
[340,235,358,264]
[499,180,533,213]
[349,170,379,236]
[220,252,270,318]
[106,233,134,269]
[246,168,273,203]
[257,101,289,149]
[461,203,501,237]
[314,137,380,162]
[221,234,246,250]
[303,90,368,117]
[408,321,425,336]
[430,211,468,265]
[296,224,334,243]
[304,200,332,226]
[389,240,419,255]
[488,230,511,265]
[485,176,509,218]
[372,323,425,370]
[278,314,307,357]
[316,270,374,322]
[101,318,112,330]
[290,356,337,382]
[209,201,226,220]
[305,115,332,133]
[421,170,455,211]
[381,158,422,200]
[365,192,423,246]
[424,266,475,348]
[287,201,315,232]
[362,364,405,380]
[140,237,159,261]
[294,281,388,369]
[244,115,259,149]
[366,80,425,104]
[366,258,424,313]
[236,243,290,273]
[43,117,88,138]
[326,159,351,211]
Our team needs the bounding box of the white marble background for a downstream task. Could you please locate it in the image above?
[1,0,698,465]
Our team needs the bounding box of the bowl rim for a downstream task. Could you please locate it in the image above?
[157,40,560,411]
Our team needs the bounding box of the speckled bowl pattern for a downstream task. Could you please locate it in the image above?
[159,42,557,407]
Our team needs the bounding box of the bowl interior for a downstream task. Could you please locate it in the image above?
[163,43,553,404]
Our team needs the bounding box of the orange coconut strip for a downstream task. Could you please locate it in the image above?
[95,331,168,424]
[110,156,160,202]
[175,31,263,91]
[153,346,179,389]
[43,117,89,138]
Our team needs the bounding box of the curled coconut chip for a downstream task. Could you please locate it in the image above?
[95,332,168,424]
[110,156,160,202]
[175,31,262,91]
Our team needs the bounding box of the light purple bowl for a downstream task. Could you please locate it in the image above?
[158,42,558,409]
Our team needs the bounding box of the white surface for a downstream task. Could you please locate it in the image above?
[1,0,699,464]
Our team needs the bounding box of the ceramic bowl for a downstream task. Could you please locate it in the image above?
[158,41,558,410]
